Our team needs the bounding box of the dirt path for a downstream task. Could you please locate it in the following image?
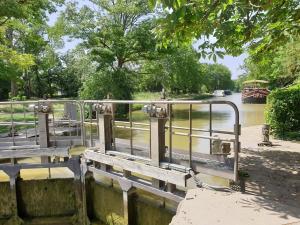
[171,125,300,225]
[239,126,300,208]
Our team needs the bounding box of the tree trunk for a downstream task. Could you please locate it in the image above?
[10,80,17,97]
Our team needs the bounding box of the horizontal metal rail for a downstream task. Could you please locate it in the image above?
[1,99,240,182]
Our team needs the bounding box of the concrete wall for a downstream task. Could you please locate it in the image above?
[18,179,76,218]
[86,179,175,225]
[0,182,12,219]
[0,178,175,225]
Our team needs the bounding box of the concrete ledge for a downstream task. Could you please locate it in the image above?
[171,189,300,225]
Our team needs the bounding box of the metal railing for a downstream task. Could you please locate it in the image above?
[0,100,83,147]
[0,99,240,181]
[82,99,240,181]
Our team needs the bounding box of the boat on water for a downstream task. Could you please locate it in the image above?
[224,90,232,95]
[242,80,270,104]
[213,90,225,97]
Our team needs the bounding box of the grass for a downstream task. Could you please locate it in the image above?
[132,92,162,111]
[0,113,36,134]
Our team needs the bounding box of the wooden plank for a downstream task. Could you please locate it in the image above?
[89,166,184,203]
[84,150,189,187]
[0,147,69,159]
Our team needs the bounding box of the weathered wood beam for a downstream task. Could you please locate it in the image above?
[88,166,184,202]
[0,147,69,159]
[84,150,189,187]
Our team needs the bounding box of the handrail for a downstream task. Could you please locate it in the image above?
[0,99,240,181]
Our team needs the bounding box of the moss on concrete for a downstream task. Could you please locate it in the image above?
[0,182,12,219]
[87,180,175,225]
[18,179,76,218]
[88,181,124,224]
[134,198,174,225]
[1,178,175,225]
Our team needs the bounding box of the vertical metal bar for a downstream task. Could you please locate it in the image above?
[168,104,172,163]
[112,104,116,151]
[233,105,240,182]
[34,105,38,145]
[52,108,57,147]
[96,110,99,140]
[68,114,71,137]
[209,103,212,154]
[149,105,152,159]
[89,104,93,147]
[129,104,133,155]
[80,102,86,146]
[10,103,15,145]
[189,104,192,168]
[23,104,27,139]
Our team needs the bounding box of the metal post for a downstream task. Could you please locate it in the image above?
[150,115,167,189]
[38,102,52,178]
[68,157,89,225]
[209,103,212,154]
[168,104,172,163]
[189,104,192,168]
[64,102,77,121]
[89,104,93,147]
[150,117,167,167]
[3,167,23,224]
[129,104,133,155]
[119,180,134,225]
[10,103,15,146]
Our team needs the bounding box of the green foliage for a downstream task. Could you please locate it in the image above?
[80,69,133,100]
[0,77,10,100]
[139,47,205,94]
[244,37,300,88]
[152,0,300,58]
[57,0,156,101]
[233,74,248,92]
[0,0,63,77]
[203,64,234,92]
[80,69,133,114]
[266,83,300,140]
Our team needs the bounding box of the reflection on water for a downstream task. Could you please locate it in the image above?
[116,93,265,154]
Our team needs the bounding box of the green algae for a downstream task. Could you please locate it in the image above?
[0,182,12,219]
[18,179,76,218]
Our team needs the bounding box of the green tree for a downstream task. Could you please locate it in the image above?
[233,74,248,92]
[203,64,233,92]
[139,46,205,94]
[243,37,300,88]
[151,0,300,58]
[58,46,97,97]
[56,0,156,100]
[0,0,64,97]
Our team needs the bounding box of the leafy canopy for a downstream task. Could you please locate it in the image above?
[0,0,64,78]
[151,0,300,58]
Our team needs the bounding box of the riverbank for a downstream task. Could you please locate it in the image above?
[133,92,213,101]
[171,125,300,225]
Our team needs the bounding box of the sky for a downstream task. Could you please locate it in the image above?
[48,2,247,80]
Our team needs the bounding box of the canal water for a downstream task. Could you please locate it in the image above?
[117,93,266,154]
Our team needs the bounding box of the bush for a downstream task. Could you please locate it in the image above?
[80,69,133,117]
[266,83,300,140]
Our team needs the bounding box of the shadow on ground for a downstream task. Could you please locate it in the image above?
[240,149,300,218]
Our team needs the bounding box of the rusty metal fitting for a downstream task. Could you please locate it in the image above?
[37,103,53,113]
[142,104,167,118]
[92,103,112,114]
